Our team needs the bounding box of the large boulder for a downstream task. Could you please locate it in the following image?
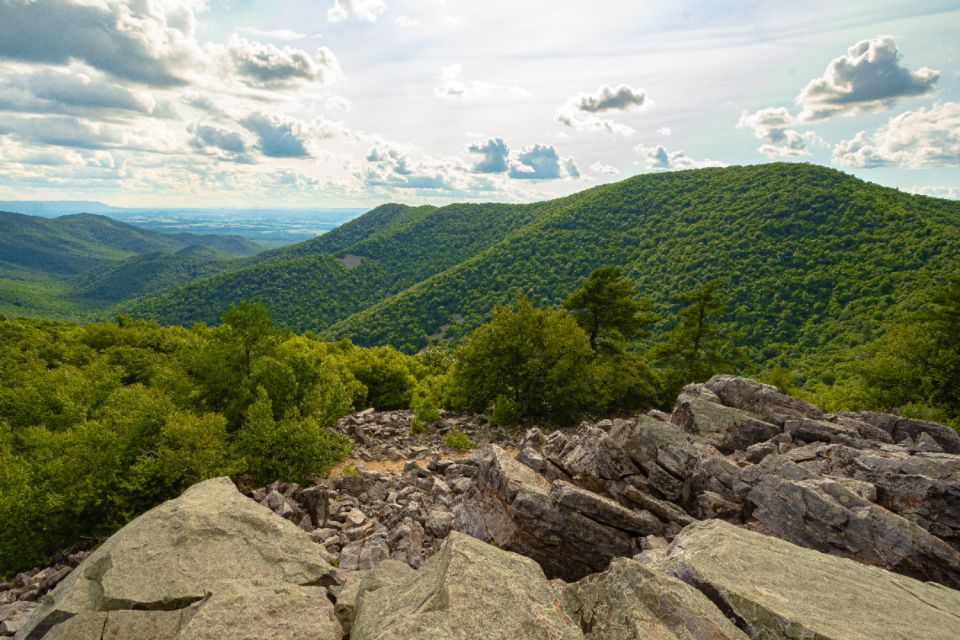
[350,531,583,640]
[16,477,343,640]
[561,557,748,640]
[453,446,648,580]
[665,519,960,640]
[671,392,781,453]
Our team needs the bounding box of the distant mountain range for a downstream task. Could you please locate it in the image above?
[0,211,261,319]
[124,163,960,369]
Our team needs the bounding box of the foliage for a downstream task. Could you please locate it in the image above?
[809,271,960,426]
[446,297,601,425]
[0,309,359,576]
[443,428,474,451]
[563,265,658,352]
[234,387,353,486]
[410,377,442,434]
[649,279,744,400]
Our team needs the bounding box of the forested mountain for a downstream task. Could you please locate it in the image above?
[130,164,960,363]
[0,211,261,318]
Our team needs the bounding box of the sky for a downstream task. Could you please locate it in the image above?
[0,0,957,208]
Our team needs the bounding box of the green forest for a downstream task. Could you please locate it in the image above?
[3,163,960,579]
[3,262,958,578]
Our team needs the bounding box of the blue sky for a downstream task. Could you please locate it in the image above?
[0,0,956,207]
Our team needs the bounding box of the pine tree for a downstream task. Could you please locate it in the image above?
[563,266,658,352]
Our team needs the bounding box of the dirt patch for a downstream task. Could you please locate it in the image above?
[338,254,366,269]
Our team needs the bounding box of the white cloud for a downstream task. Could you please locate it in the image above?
[328,0,387,23]
[555,84,648,136]
[657,127,671,136]
[240,114,309,157]
[555,110,637,136]
[508,144,579,180]
[187,123,251,162]
[573,85,648,113]
[907,185,959,200]
[467,138,510,173]
[434,64,528,101]
[0,0,207,87]
[797,36,939,121]
[736,107,820,158]
[832,102,960,168]
[634,144,725,171]
[237,28,309,41]
[226,36,342,88]
[590,162,620,176]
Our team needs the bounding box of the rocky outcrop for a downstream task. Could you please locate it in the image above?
[453,445,654,580]
[662,519,960,640]
[350,531,583,640]
[560,557,748,639]
[15,477,343,640]
[8,377,960,638]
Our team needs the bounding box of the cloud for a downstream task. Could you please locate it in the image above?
[0,115,125,149]
[182,93,230,119]
[188,123,248,155]
[239,113,312,158]
[634,144,726,171]
[907,185,959,200]
[434,64,528,101]
[657,127,672,136]
[227,36,342,88]
[237,28,309,41]
[574,84,648,113]
[0,67,163,118]
[736,107,820,158]
[327,0,387,23]
[555,84,647,136]
[466,138,510,173]
[797,36,939,121]
[508,144,578,180]
[590,162,620,176]
[362,142,467,191]
[0,0,205,87]
[832,102,960,168]
[555,110,637,136]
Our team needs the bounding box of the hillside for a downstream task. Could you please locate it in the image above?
[129,163,960,361]
[0,211,261,318]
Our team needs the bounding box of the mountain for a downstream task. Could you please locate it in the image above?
[0,211,262,318]
[125,163,960,361]
[0,200,123,217]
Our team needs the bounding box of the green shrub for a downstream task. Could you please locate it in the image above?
[490,394,522,427]
[443,428,474,451]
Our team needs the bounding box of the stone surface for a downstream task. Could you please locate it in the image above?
[562,557,748,640]
[15,477,343,640]
[454,445,643,580]
[665,519,960,640]
[351,531,582,640]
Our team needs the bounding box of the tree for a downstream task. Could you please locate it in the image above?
[446,296,600,425]
[650,279,744,399]
[563,266,658,352]
[221,301,275,376]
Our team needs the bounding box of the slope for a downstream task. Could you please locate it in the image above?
[323,163,960,362]
[128,201,546,336]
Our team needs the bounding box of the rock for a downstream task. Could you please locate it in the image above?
[0,602,39,636]
[351,531,583,640]
[848,412,960,454]
[15,477,342,640]
[702,375,825,422]
[744,461,960,588]
[454,446,642,580]
[561,557,748,639]
[665,519,960,640]
[671,394,780,453]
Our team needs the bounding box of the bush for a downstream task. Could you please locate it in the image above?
[443,428,474,451]
[446,296,600,425]
[234,388,353,485]
[490,394,522,427]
